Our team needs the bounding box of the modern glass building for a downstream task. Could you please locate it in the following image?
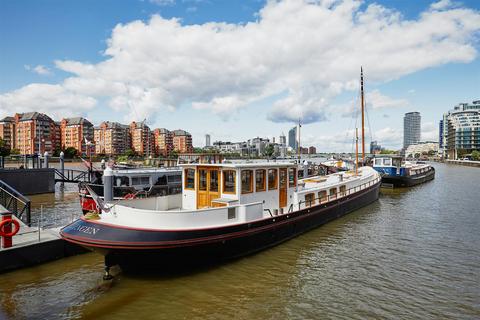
[441,100,480,159]
[403,112,421,150]
[288,126,297,151]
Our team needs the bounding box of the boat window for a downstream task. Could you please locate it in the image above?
[288,168,297,187]
[210,170,219,192]
[279,169,287,189]
[393,158,402,167]
[155,175,167,185]
[305,193,315,207]
[268,169,278,190]
[329,188,337,199]
[241,170,253,194]
[185,169,195,190]
[383,158,392,166]
[114,176,129,187]
[255,169,266,192]
[223,170,236,194]
[374,158,382,166]
[339,185,346,196]
[167,175,181,183]
[318,190,327,203]
[131,176,150,185]
[199,169,207,191]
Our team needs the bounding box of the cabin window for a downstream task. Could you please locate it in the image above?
[384,158,392,166]
[223,170,236,194]
[318,190,327,203]
[185,169,195,190]
[288,168,297,187]
[329,188,337,199]
[268,169,278,190]
[199,169,207,191]
[305,193,315,207]
[339,185,346,196]
[279,169,287,189]
[374,159,382,166]
[167,175,181,183]
[131,176,150,186]
[241,170,254,194]
[210,170,219,192]
[114,176,129,187]
[255,169,266,192]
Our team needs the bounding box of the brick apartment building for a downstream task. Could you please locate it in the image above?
[129,121,154,156]
[0,116,16,149]
[13,112,59,155]
[60,117,94,156]
[94,121,131,155]
[153,128,173,157]
[172,129,193,153]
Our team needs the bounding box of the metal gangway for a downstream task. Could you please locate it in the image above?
[0,179,31,227]
[54,168,93,184]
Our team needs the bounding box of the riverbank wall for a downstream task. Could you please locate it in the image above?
[0,168,55,195]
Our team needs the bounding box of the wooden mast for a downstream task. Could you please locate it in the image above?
[355,128,359,176]
[360,67,366,165]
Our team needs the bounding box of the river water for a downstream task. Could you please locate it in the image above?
[0,162,479,319]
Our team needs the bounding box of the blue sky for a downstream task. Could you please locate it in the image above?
[1,0,479,151]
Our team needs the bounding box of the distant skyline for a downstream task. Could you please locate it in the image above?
[1,0,479,151]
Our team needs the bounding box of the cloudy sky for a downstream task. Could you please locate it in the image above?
[1,0,479,151]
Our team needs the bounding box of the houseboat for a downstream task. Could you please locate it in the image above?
[372,156,435,188]
[61,161,381,274]
[79,167,182,214]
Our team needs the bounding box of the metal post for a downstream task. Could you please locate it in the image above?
[38,205,43,242]
[44,152,49,168]
[103,166,114,202]
[60,152,65,188]
[23,154,27,169]
[0,156,3,168]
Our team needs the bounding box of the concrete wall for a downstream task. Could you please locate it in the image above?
[0,168,55,195]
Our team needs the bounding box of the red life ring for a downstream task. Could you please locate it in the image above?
[123,193,136,200]
[0,219,20,237]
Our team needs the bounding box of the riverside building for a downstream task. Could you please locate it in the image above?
[172,129,193,153]
[154,128,174,157]
[130,121,154,156]
[403,112,421,150]
[94,121,131,156]
[441,100,480,159]
[60,117,94,156]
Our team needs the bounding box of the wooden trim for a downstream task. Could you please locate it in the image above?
[268,168,278,190]
[255,169,266,192]
[241,169,254,194]
[288,167,297,188]
[222,170,236,194]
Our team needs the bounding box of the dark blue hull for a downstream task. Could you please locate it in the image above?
[381,167,435,188]
[61,181,381,270]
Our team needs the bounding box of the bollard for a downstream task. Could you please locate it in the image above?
[23,154,27,169]
[0,156,3,168]
[101,159,106,170]
[60,151,65,188]
[103,166,114,202]
[44,151,49,168]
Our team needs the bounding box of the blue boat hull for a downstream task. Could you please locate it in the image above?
[381,167,435,188]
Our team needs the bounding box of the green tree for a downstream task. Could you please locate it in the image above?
[64,147,78,159]
[380,149,396,155]
[471,150,480,161]
[264,144,275,157]
[124,149,137,157]
[0,138,10,156]
[10,148,20,155]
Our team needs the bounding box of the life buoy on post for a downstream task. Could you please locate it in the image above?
[0,218,20,237]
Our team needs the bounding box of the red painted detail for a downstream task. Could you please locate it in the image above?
[80,196,99,213]
[1,215,20,248]
[123,193,136,200]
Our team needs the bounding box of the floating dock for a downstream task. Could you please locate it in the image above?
[0,207,87,274]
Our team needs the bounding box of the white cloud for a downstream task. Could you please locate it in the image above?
[149,0,175,6]
[0,84,97,120]
[340,89,409,117]
[430,0,457,11]
[421,121,439,142]
[3,0,480,123]
[24,64,52,75]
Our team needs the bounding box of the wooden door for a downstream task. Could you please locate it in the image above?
[197,168,220,209]
[279,168,287,208]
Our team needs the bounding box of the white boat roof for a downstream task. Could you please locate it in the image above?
[180,161,297,169]
[112,167,181,175]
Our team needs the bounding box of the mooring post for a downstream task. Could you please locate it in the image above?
[60,151,65,188]
[0,210,13,249]
[0,156,3,168]
[101,159,106,170]
[44,151,49,168]
[23,154,27,169]
[103,166,113,202]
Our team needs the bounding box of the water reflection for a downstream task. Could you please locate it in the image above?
[0,162,479,319]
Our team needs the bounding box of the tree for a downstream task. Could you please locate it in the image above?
[0,138,10,156]
[64,147,78,159]
[380,149,396,155]
[471,150,480,161]
[124,149,137,157]
[264,144,275,157]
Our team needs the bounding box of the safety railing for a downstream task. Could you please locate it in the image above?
[294,176,381,212]
[0,179,31,226]
[54,168,92,183]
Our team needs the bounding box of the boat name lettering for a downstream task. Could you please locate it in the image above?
[74,225,99,235]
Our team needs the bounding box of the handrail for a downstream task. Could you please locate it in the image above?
[296,176,381,211]
[0,179,31,226]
